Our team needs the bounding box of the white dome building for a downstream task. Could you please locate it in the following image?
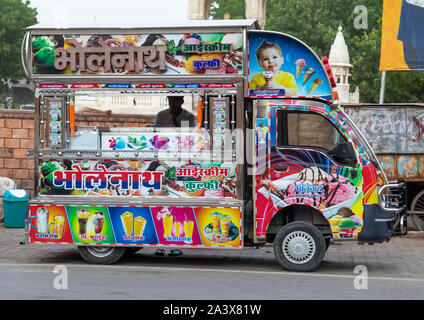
[328,26,360,104]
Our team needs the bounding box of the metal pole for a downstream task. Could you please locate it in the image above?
[379,71,387,104]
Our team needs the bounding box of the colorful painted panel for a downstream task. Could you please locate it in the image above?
[31,33,243,76]
[66,206,115,244]
[28,205,73,243]
[255,147,364,240]
[38,159,236,198]
[195,207,241,246]
[150,207,200,245]
[28,205,242,248]
[101,132,207,152]
[247,31,332,100]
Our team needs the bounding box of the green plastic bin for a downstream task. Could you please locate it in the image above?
[3,190,28,228]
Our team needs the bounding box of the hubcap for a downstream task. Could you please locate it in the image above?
[282,231,316,264]
[86,246,115,258]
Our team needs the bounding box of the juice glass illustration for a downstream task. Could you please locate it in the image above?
[220,215,231,237]
[51,215,65,239]
[174,221,181,238]
[163,215,173,238]
[211,212,221,234]
[92,212,105,235]
[77,209,90,235]
[183,220,194,243]
[36,207,49,234]
[121,211,134,236]
[134,216,147,237]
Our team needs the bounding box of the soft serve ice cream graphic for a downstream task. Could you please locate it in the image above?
[260,165,361,219]
[329,207,363,238]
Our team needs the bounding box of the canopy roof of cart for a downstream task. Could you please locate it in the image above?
[26,19,260,33]
[24,20,335,104]
[23,20,258,81]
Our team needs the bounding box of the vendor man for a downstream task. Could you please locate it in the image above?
[154,96,196,127]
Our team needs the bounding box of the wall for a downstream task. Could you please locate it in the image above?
[0,109,155,198]
[0,110,35,197]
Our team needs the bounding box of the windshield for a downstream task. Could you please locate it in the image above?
[335,107,388,184]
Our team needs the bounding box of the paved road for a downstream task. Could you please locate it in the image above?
[1,226,424,300]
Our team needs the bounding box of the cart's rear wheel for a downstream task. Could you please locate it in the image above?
[273,222,326,272]
[411,190,424,231]
[78,246,126,264]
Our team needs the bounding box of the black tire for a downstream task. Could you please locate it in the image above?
[273,222,326,272]
[78,246,127,264]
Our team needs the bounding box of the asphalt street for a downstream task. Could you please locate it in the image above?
[1,226,424,300]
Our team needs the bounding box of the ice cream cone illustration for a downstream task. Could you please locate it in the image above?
[303,68,315,85]
[308,78,323,95]
[295,59,306,78]
[263,71,273,84]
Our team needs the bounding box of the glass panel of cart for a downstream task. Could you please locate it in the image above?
[37,92,238,199]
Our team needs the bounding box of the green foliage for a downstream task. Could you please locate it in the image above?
[211,0,424,103]
[210,0,245,19]
[0,0,37,95]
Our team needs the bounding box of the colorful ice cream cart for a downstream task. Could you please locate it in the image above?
[21,20,406,271]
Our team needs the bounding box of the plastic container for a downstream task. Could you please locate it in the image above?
[3,190,28,228]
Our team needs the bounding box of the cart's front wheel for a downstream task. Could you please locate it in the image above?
[78,246,126,264]
[273,222,326,272]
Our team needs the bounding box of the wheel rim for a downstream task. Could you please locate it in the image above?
[411,190,424,231]
[86,246,115,258]
[282,231,316,265]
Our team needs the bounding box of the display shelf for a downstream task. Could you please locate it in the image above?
[28,149,237,161]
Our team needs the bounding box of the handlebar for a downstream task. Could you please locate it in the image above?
[21,32,30,78]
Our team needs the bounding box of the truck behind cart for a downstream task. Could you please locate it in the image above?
[345,104,424,231]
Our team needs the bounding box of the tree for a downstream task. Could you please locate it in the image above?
[210,0,245,19]
[0,0,37,96]
[211,0,424,103]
